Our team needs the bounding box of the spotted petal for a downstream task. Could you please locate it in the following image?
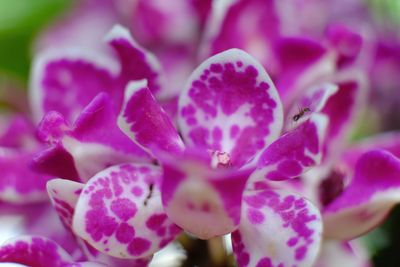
[161,150,250,239]
[106,25,164,97]
[47,179,152,266]
[0,236,73,267]
[256,113,328,181]
[73,163,181,259]
[179,49,283,168]
[118,80,184,156]
[232,189,322,267]
[323,149,400,239]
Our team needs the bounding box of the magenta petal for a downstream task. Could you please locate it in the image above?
[47,179,84,231]
[0,236,73,267]
[73,163,181,259]
[30,50,119,123]
[202,0,279,68]
[320,74,367,165]
[0,148,50,203]
[118,80,184,156]
[179,49,283,167]
[324,149,400,239]
[106,25,164,96]
[161,150,250,239]
[233,189,322,267]
[285,83,338,130]
[257,113,328,181]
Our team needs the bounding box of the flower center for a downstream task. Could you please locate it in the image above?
[211,151,232,169]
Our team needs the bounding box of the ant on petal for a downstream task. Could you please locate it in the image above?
[292,107,311,122]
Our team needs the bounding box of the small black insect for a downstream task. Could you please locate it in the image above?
[292,107,311,122]
[144,183,154,206]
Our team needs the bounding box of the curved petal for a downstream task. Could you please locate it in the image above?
[30,49,120,124]
[179,48,283,168]
[285,83,338,130]
[47,179,85,231]
[232,189,322,267]
[106,25,164,97]
[36,93,151,182]
[341,132,400,173]
[201,0,280,69]
[118,80,184,157]
[256,113,328,181]
[0,148,50,203]
[47,179,153,267]
[0,236,73,267]
[319,71,367,166]
[73,163,181,259]
[161,150,250,239]
[323,149,400,239]
[314,240,371,267]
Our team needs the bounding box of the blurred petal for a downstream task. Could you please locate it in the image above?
[179,49,283,168]
[0,236,73,267]
[30,49,119,124]
[314,240,371,267]
[106,25,164,96]
[36,93,151,182]
[319,72,367,166]
[0,148,50,203]
[73,163,181,259]
[285,83,338,130]
[202,0,279,68]
[232,189,322,267]
[118,80,184,156]
[161,150,250,239]
[256,113,328,181]
[324,149,400,239]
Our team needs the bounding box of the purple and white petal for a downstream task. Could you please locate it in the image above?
[161,150,250,239]
[232,189,322,267]
[201,0,279,69]
[73,163,181,259]
[319,71,367,167]
[47,180,153,266]
[256,113,328,181]
[30,49,120,124]
[118,80,184,157]
[106,25,164,97]
[314,240,371,267]
[273,37,335,108]
[341,132,400,174]
[47,179,85,231]
[324,149,400,239]
[0,236,73,267]
[285,83,338,130]
[179,49,283,168]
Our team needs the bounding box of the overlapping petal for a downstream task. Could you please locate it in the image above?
[161,150,250,239]
[178,49,283,167]
[118,80,184,156]
[0,236,73,267]
[106,25,165,97]
[30,49,120,124]
[256,113,328,181]
[323,149,400,239]
[232,189,322,267]
[73,163,181,259]
[34,93,150,182]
